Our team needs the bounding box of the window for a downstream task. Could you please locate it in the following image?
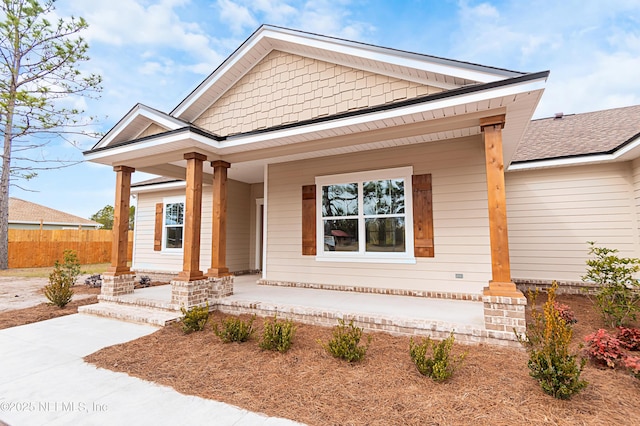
[315,167,414,262]
[163,197,184,250]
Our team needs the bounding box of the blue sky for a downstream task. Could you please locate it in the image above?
[10,0,640,219]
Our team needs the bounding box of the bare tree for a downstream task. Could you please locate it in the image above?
[0,0,101,269]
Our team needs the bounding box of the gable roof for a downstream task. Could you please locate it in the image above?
[171,25,526,123]
[85,25,548,182]
[8,198,101,228]
[510,105,640,169]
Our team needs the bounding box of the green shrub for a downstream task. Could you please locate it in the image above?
[517,281,587,399]
[61,249,81,285]
[321,319,371,362]
[213,315,255,343]
[259,315,296,353]
[44,260,74,308]
[409,333,466,382]
[180,303,209,334]
[583,241,640,327]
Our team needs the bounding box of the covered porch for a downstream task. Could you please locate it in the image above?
[78,274,524,347]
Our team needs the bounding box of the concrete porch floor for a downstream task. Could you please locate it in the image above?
[81,275,496,345]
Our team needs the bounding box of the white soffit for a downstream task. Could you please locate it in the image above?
[85,80,545,171]
[172,26,525,122]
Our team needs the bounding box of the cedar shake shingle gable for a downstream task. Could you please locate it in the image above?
[513,105,640,163]
[8,198,100,227]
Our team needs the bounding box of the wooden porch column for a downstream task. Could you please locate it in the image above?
[481,115,522,297]
[176,152,207,282]
[106,165,134,276]
[207,160,231,278]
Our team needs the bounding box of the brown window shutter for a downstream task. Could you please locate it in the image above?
[302,185,316,255]
[412,174,434,257]
[154,203,163,251]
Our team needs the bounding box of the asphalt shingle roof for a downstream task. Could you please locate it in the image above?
[513,105,640,163]
[8,198,100,227]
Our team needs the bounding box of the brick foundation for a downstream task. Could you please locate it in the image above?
[101,274,135,297]
[482,293,527,342]
[170,275,235,308]
[514,278,599,295]
[210,275,234,299]
[170,278,210,308]
[258,279,482,301]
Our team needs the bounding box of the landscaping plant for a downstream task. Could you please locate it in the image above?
[624,355,640,379]
[44,260,74,308]
[553,301,578,325]
[583,242,640,327]
[517,282,587,399]
[321,318,371,362]
[61,249,81,285]
[259,315,296,353]
[213,315,255,343]
[180,303,209,334]
[584,329,623,368]
[616,327,640,351]
[409,333,466,382]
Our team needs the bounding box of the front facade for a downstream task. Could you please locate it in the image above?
[85,25,551,344]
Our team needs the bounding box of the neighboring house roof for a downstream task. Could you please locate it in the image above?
[511,105,640,168]
[8,198,101,228]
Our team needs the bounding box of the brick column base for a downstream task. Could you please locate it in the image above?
[171,278,210,308]
[482,292,527,342]
[209,275,233,299]
[101,274,135,296]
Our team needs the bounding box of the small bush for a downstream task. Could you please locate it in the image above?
[623,355,640,379]
[180,303,209,334]
[61,249,81,285]
[617,327,640,351]
[409,333,466,382]
[44,261,74,308]
[584,329,623,368]
[583,242,640,327]
[518,281,587,399]
[553,302,578,325]
[321,319,371,362]
[213,315,255,343]
[84,274,102,288]
[259,315,296,353]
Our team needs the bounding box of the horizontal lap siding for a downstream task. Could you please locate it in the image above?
[266,137,491,294]
[506,162,639,282]
[132,180,252,273]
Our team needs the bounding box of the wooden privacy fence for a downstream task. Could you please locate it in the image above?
[8,229,133,268]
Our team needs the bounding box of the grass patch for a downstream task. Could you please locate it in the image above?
[0,263,111,278]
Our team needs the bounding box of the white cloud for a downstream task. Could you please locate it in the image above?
[217,0,258,34]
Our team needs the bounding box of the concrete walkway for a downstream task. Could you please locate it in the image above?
[0,314,302,426]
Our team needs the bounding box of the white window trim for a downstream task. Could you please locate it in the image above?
[315,166,415,264]
[162,195,185,254]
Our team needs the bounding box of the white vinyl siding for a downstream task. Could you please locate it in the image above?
[132,179,252,273]
[506,162,640,282]
[265,136,492,295]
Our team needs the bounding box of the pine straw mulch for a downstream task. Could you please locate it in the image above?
[0,290,99,330]
[84,294,640,426]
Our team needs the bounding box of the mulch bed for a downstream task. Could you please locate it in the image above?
[0,293,99,330]
[84,294,640,425]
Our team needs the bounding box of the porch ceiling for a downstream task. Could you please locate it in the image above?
[85,83,544,184]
